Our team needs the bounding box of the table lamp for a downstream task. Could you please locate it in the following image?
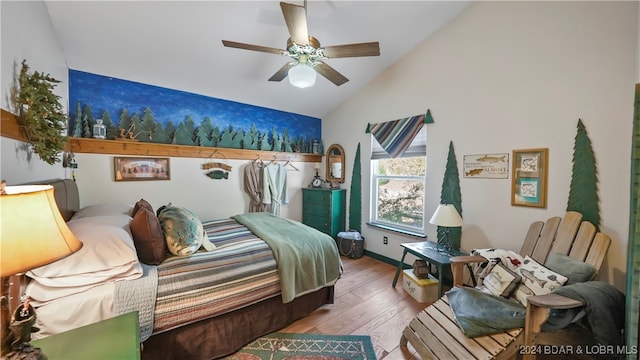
[429,204,463,253]
[1,184,83,359]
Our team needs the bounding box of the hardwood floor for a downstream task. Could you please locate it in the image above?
[280,255,432,359]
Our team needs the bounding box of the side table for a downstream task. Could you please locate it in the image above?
[391,241,465,298]
[31,311,140,360]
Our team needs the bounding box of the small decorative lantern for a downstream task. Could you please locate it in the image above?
[93,119,106,139]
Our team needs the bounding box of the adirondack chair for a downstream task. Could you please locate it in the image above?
[400,211,612,360]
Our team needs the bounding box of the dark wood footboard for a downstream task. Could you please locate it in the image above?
[141,286,334,360]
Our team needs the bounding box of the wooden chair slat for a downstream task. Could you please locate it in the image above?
[422,300,493,359]
[551,211,583,255]
[585,232,611,274]
[519,221,544,257]
[567,221,596,261]
[530,216,561,263]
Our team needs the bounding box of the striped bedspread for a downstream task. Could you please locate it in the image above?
[152,218,281,334]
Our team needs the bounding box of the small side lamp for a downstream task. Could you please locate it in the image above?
[1,184,83,359]
[429,204,463,253]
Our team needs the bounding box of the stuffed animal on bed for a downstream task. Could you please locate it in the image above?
[157,203,211,256]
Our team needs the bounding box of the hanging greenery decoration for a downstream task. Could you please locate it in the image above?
[567,119,600,229]
[15,60,68,164]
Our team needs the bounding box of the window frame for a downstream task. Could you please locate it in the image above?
[369,154,427,237]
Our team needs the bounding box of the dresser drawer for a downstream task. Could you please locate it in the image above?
[303,214,332,233]
[303,205,331,218]
[303,190,332,204]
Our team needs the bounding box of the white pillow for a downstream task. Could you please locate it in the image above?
[71,203,133,220]
[512,255,568,306]
[27,214,142,288]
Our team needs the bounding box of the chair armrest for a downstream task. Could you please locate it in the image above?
[450,255,487,287]
[526,293,584,309]
[523,293,585,360]
[450,255,487,265]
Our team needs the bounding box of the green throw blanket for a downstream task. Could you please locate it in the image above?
[232,212,341,303]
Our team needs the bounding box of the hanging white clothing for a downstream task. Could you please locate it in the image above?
[263,163,288,216]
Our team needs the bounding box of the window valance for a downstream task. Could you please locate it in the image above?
[367,109,433,159]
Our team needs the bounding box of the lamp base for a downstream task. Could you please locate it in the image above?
[3,344,46,360]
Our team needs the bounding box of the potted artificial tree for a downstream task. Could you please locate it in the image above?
[14,60,68,164]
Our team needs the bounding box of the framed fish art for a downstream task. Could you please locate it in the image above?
[463,153,509,179]
[511,148,548,208]
[114,157,170,181]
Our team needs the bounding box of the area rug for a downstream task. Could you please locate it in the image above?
[223,332,376,360]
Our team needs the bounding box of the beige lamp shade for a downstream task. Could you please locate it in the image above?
[429,204,463,227]
[0,185,83,277]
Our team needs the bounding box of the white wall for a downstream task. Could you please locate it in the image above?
[1,1,68,182]
[323,1,638,291]
[0,1,315,220]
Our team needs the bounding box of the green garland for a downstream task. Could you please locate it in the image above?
[16,60,68,164]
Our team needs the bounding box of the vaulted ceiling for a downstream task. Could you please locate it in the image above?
[45,1,470,119]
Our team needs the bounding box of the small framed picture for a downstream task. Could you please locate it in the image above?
[114,157,170,181]
[511,148,548,207]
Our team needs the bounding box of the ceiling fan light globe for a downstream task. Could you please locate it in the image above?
[288,63,316,88]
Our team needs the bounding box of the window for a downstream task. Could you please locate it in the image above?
[370,127,426,235]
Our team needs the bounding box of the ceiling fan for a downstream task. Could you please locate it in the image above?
[222,1,380,88]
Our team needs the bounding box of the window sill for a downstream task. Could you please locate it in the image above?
[366,222,426,238]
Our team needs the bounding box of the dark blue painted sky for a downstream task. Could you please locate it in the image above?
[68,70,321,140]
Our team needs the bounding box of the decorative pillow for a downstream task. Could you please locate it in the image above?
[512,256,568,306]
[130,207,167,265]
[71,203,133,220]
[157,205,210,256]
[132,198,154,218]
[544,253,596,285]
[477,263,522,298]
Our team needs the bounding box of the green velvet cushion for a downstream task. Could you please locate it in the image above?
[544,253,596,285]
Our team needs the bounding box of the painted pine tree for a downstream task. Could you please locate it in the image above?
[438,141,463,250]
[567,119,600,229]
[349,143,362,232]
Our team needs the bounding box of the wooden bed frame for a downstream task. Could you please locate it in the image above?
[35,178,335,359]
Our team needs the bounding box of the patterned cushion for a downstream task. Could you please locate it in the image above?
[477,263,522,298]
[157,205,209,256]
[512,255,568,306]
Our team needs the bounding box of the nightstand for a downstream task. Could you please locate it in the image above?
[31,311,140,360]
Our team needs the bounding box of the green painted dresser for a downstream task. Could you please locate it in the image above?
[302,188,346,239]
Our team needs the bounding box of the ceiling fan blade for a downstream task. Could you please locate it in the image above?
[222,40,286,55]
[268,63,295,82]
[315,61,349,86]
[321,42,381,58]
[280,2,309,46]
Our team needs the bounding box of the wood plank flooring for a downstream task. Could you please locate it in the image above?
[280,255,433,359]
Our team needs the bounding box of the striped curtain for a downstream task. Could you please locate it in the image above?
[366,110,433,158]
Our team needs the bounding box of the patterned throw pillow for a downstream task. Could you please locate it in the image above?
[477,263,522,298]
[512,255,568,306]
[157,205,209,256]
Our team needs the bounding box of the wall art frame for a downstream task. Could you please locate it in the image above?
[462,153,509,178]
[114,156,170,181]
[511,148,548,208]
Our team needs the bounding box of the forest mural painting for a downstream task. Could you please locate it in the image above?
[68,70,322,153]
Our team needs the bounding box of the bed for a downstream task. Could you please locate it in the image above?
[22,179,340,359]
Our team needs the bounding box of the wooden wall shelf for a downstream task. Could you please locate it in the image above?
[1,109,321,162]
